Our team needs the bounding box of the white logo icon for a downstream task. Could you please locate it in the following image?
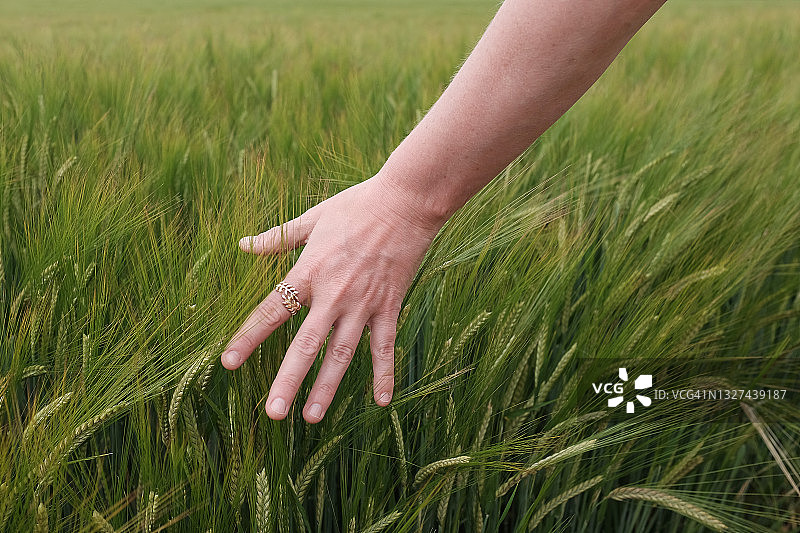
[607,368,652,413]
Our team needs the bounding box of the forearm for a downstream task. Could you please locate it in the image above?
[379,0,666,225]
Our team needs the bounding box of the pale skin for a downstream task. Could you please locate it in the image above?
[221,0,667,423]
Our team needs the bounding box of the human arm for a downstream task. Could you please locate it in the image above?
[379,0,667,226]
[221,0,667,423]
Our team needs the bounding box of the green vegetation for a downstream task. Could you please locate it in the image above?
[1,1,798,531]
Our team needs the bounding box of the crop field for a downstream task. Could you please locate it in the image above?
[1,0,799,531]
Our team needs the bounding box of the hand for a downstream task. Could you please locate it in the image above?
[221,174,444,423]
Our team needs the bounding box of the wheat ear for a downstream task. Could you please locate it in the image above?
[255,468,271,533]
[23,392,73,444]
[473,500,484,533]
[660,440,705,486]
[451,311,491,356]
[315,469,325,529]
[168,352,211,439]
[91,509,115,532]
[294,435,343,503]
[361,511,402,533]
[39,401,129,484]
[527,475,604,531]
[538,343,577,403]
[34,502,48,533]
[607,487,726,531]
[390,408,408,494]
[534,319,548,388]
[436,445,462,527]
[277,484,290,533]
[182,396,206,467]
[496,438,598,498]
[413,456,471,490]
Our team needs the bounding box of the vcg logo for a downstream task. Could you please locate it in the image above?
[592,368,653,414]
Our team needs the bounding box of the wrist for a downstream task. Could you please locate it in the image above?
[374,157,465,232]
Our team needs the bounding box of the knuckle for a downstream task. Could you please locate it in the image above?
[293,331,325,359]
[384,299,403,316]
[328,343,356,365]
[313,381,337,399]
[278,372,303,392]
[255,302,283,327]
[374,342,395,363]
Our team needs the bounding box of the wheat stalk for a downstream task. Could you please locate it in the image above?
[0,482,11,530]
[660,440,705,486]
[436,470,456,528]
[21,365,48,380]
[502,341,534,415]
[607,487,727,531]
[361,510,402,533]
[413,455,471,490]
[677,164,714,191]
[277,484,290,533]
[534,319,548,388]
[39,401,130,485]
[30,301,42,355]
[539,411,607,445]
[91,509,115,532]
[315,469,325,530]
[294,434,343,503]
[255,468,271,533]
[489,334,516,372]
[23,392,73,444]
[436,445,462,527]
[537,343,577,403]
[182,396,205,467]
[168,351,211,439]
[473,401,492,452]
[9,287,27,324]
[187,249,211,287]
[43,286,59,346]
[2,163,12,239]
[642,192,680,224]
[553,372,579,415]
[33,501,48,533]
[158,389,170,447]
[527,475,604,531]
[666,266,726,299]
[390,408,408,494]
[473,500,484,533]
[497,299,526,343]
[144,491,158,533]
[496,438,598,498]
[81,333,90,386]
[451,311,491,356]
[39,260,59,290]
[634,149,677,179]
[227,387,242,510]
[81,261,96,288]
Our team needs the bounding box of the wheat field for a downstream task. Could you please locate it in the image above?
[1,0,799,531]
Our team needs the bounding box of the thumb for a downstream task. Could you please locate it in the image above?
[239,212,318,255]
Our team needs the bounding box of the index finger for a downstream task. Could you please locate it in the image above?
[221,288,293,370]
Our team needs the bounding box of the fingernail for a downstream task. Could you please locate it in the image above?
[222,350,240,368]
[308,402,323,420]
[238,237,251,249]
[270,397,287,416]
[379,392,391,405]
